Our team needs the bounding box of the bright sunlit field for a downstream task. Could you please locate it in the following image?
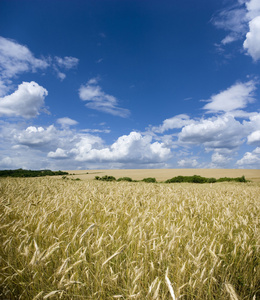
[0,177,259,299]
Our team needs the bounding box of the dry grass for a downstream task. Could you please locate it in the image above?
[0,177,259,299]
[66,169,260,182]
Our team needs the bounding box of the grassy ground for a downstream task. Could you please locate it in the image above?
[0,177,259,299]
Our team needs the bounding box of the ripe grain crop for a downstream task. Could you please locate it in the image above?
[0,177,259,299]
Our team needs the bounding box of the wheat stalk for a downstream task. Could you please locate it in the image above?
[102,244,126,267]
[165,268,176,300]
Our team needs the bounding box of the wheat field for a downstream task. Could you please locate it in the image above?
[0,176,259,299]
[66,169,260,182]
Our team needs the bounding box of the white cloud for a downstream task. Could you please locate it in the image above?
[0,36,49,96]
[81,128,111,133]
[0,79,11,97]
[53,56,79,81]
[246,0,260,19]
[0,81,48,118]
[0,36,49,80]
[244,112,260,127]
[87,78,99,85]
[243,16,260,61]
[212,0,260,59]
[211,152,232,167]
[69,131,171,164]
[1,123,78,161]
[2,105,260,169]
[151,114,192,133]
[179,115,246,150]
[0,156,15,168]
[244,113,260,142]
[15,125,57,148]
[236,147,260,167]
[0,36,79,92]
[48,148,68,159]
[226,110,258,118]
[0,121,167,169]
[54,67,66,81]
[247,130,260,144]
[243,0,260,61]
[55,56,79,69]
[57,117,78,128]
[211,4,247,43]
[221,35,237,45]
[203,80,256,112]
[177,159,198,168]
[79,79,130,118]
[69,135,105,161]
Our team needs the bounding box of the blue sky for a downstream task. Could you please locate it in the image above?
[0,0,260,170]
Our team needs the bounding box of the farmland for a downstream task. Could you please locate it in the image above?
[0,172,259,299]
[66,168,260,183]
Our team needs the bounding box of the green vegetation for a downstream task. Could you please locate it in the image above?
[95,174,247,184]
[0,169,68,178]
[95,175,116,181]
[117,177,133,182]
[217,175,247,182]
[95,176,157,183]
[142,177,157,183]
[165,175,247,183]
[165,175,210,183]
[62,175,81,181]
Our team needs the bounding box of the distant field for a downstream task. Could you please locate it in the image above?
[66,168,260,182]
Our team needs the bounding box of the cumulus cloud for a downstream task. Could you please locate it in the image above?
[48,148,68,159]
[0,81,48,118]
[147,90,260,162]
[246,0,260,20]
[244,112,260,128]
[236,147,260,167]
[247,130,260,144]
[2,123,77,159]
[1,105,260,169]
[203,80,256,112]
[243,16,260,61]
[79,79,130,118]
[9,126,170,167]
[14,125,57,148]
[151,114,192,133]
[179,114,246,150]
[211,152,232,167]
[69,131,171,164]
[177,159,198,168]
[212,0,260,60]
[0,156,15,168]
[57,117,78,128]
[244,113,260,144]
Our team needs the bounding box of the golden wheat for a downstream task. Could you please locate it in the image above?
[0,177,259,299]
